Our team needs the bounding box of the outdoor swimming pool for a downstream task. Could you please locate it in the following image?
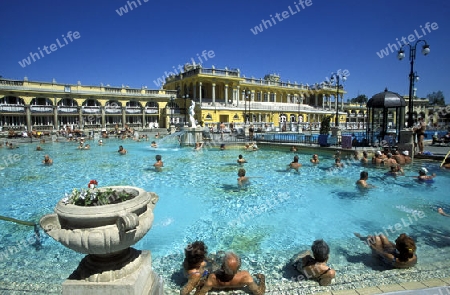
[0,137,449,294]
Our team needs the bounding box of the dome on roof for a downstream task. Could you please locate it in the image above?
[367,88,406,108]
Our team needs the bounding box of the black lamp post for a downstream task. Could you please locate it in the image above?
[397,40,430,128]
[330,73,347,127]
[242,89,250,123]
[169,95,174,127]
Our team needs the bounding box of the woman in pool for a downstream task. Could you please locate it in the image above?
[181,241,209,295]
[365,233,417,269]
[292,239,336,286]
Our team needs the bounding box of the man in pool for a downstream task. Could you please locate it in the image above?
[310,154,319,164]
[237,154,247,165]
[42,154,53,165]
[287,155,302,172]
[195,251,265,295]
[356,171,374,188]
[153,155,163,172]
[360,151,369,165]
[118,145,127,155]
[237,168,249,188]
[386,165,404,177]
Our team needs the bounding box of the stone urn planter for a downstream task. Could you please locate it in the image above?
[40,186,162,295]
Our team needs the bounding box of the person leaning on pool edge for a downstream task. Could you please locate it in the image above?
[365,233,417,269]
[180,241,209,295]
[195,251,265,295]
[292,239,336,286]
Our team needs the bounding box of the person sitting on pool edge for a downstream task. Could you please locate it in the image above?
[291,239,336,286]
[287,155,302,172]
[365,233,417,269]
[195,251,265,295]
[180,241,209,295]
[237,168,249,188]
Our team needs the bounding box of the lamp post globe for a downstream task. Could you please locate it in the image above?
[397,40,430,128]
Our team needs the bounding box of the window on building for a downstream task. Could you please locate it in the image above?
[270,93,275,102]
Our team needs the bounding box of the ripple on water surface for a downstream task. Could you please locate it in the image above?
[0,139,449,293]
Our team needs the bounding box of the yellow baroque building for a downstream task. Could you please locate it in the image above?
[1,65,369,134]
[163,64,349,130]
[0,77,176,133]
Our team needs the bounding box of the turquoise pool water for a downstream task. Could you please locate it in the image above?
[0,137,449,293]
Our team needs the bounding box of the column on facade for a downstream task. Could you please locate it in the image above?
[224,84,228,106]
[267,92,270,102]
[53,103,58,130]
[199,82,202,104]
[273,92,277,103]
[322,95,325,109]
[259,91,262,102]
[102,105,106,128]
[328,95,332,109]
[25,104,31,132]
[141,108,146,129]
[236,86,240,107]
[315,94,318,107]
[300,94,304,105]
[193,84,197,101]
[122,108,126,128]
[212,83,216,105]
[340,94,344,110]
[79,107,83,129]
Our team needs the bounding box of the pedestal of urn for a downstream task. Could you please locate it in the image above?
[40,186,162,295]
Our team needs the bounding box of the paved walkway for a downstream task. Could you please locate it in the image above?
[311,278,450,295]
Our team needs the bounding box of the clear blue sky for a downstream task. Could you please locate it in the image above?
[1,0,449,103]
